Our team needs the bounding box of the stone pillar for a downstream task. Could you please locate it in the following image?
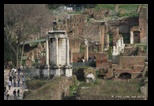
[55,37,59,65]
[66,38,70,65]
[55,37,60,77]
[65,37,72,77]
[46,36,49,66]
[130,31,134,44]
[146,5,148,62]
[46,36,50,78]
[84,39,88,61]
[59,38,66,65]
[86,44,88,61]
[70,49,73,63]
[112,46,116,56]
[121,37,124,45]
[106,34,109,50]
[99,26,104,52]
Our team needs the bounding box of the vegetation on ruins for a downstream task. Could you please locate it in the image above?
[78,79,143,96]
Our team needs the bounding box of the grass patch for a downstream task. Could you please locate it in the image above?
[26,79,50,90]
[24,76,71,100]
[78,79,143,97]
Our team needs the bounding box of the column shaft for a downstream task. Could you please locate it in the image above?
[56,37,59,65]
[66,38,69,65]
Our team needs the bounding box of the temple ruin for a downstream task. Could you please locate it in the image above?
[36,30,72,78]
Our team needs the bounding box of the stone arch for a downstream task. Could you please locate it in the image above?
[118,72,131,79]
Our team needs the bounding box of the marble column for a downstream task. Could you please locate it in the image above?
[45,36,50,78]
[146,5,148,62]
[130,31,134,44]
[55,37,59,65]
[66,38,69,65]
[55,37,60,76]
[46,36,49,66]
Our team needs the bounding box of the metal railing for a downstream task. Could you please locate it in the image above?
[70,62,96,68]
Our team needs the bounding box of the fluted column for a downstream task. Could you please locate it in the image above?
[146,5,148,62]
[46,35,49,66]
[66,38,69,65]
[55,37,59,65]
[46,35,50,78]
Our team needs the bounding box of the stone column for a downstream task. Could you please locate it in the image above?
[106,34,109,50]
[100,26,104,52]
[66,38,69,65]
[121,37,124,45]
[130,31,134,44]
[55,37,59,65]
[84,39,88,61]
[146,5,148,62]
[46,35,50,78]
[46,36,49,66]
[85,44,88,61]
[70,49,73,63]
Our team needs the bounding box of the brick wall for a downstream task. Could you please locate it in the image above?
[72,52,108,68]
[139,7,147,43]
[119,56,146,68]
[69,39,81,53]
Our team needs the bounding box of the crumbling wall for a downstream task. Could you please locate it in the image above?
[69,39,81,53]
[119,56,146,68]
[139,7,147,43]
[83,8,106,20]
[122,46,138,56]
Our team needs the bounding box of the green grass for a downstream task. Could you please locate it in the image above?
[78,79,143,96]
[94,4,145,17]
[95,4,115,11]
[26,79,50,90]
[24,76,71,100]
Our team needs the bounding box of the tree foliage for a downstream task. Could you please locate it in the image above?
[4,4,50,67]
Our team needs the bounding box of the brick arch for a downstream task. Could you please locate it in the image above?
[118,72,132,79]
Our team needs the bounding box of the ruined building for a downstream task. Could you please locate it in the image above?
[130,6,147,44]
[36,30,72,78]
[112,27,125,56]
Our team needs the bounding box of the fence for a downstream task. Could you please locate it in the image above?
[22,67,38,80]
[70,62,96,68]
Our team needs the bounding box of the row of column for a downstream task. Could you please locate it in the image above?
[46,37,70,67]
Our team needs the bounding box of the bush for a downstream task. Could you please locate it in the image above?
[26,79,50,90]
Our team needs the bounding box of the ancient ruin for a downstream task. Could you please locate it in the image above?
[36,30,72,78]
[5,4,148,100]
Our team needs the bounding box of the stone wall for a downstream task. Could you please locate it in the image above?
[72,52,108,68]
[69,39,81,53]
[49,76,71,100]
[122,46,138,56]
[119,56,146,68]
[139,7,147,43]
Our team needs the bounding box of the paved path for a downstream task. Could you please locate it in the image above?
[4,69,27,100]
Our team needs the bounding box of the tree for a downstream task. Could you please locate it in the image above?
[4,4,50,67]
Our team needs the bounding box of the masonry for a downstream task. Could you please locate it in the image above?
[36,30,72,78]
[72,52,108,68]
